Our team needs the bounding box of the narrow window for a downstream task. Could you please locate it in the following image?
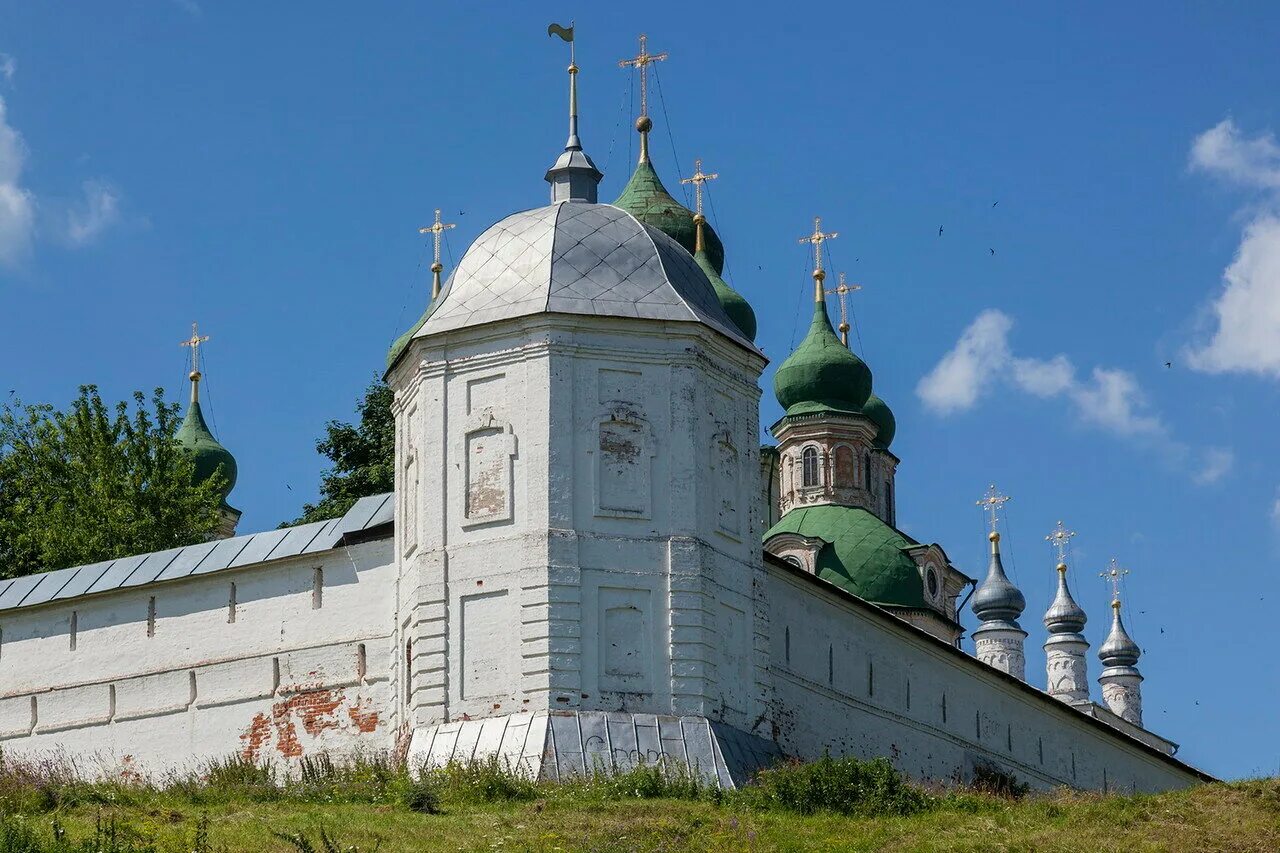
[1006,724,1012,753]
[404,640,413,705]
[1038,736,1044,765]
[1071,752,1077,782]
[146,597,156,638]
[906,679,911,710]
[1102,768,1109,794]
[867,659,875,697]
[312,568,324,610]
[975,710,981,739]
[228,582,237,624]
[827,644,833,685]
[69,611,78,651]
[886,481,894,524]
[863,454,872,490]
[801,447,819,488]
[357,643,367,682]
[784,626,791,664]
[941,692,947,723]
[0,626,4,661]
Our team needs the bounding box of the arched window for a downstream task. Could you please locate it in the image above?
[833,445,856,488]
[886,480,894,524]
[801,447,819,488]
[863,453,873,491]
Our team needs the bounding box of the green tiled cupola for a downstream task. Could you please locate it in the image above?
[773,280,873,417]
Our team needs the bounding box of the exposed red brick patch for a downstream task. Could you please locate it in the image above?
[241,712,272,761]
[239,688,380,760]
[348,702,379,734]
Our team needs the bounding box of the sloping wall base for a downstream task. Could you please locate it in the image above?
[407,711,782,789]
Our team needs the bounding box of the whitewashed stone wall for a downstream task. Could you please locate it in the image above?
[765,562,1200,792]
[389,314,770,763]
[0,540,396,773]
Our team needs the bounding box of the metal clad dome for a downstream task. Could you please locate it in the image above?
[411,202,756,351]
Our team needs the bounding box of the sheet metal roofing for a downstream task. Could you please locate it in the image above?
[411,202,760,354]
[0,493,394,614]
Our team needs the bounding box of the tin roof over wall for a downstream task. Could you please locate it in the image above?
[0,493,393,614]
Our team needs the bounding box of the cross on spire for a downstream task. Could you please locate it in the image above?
[977,484,1011,535]
[799,217,838,275]
[680,158,717,217]
[1100,558,1130,606]
[179,322,211,404]
[618,33,667,119]
[825,272,862,347]
[419,208,457,299]
[1046,520,1076,566]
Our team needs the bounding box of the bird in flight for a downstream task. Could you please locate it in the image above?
[938,225,944,236]
[989,248,996,255]
[1165,361,1172,368]
[992,201,999,208]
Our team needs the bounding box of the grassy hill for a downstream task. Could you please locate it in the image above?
[0,753,1275,852]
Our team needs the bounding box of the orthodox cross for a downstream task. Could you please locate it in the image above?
[976,484,1010,535]
[799,217,838,275]
[680,158,717,216]
[419,208,456,269]
[1046,520,1076,566]
[179,322,210,402]
[1100,558,1130,604]
[618,33,667,118]
[825,272,862,346]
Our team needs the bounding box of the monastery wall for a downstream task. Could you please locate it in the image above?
[765,562,1200,792]
[0,539,397,774]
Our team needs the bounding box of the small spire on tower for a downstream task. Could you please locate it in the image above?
[418,209,457,300]
[971,484,1027,680]
[179,322,210,404]
[546,23,602,202]
[1042,520,1090,703]
[798,217,839,301]
[1097,558,1143,726]
[680,158,717,252]
[619,33,667,164]
[825,272,862,347]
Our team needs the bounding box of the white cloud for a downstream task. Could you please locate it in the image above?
[915,309,1011,413]
[1185,120,1280,377]
[0,95,34,267]
[1190,119,1280,191]
[64,179,120,246]
[0,54,15,84]
[1193,447,1234,485]
[918,310,1223,480]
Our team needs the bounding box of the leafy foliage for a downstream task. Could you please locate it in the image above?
[0,386,225,579]
[736,755,934,817]
[290,381,394,526]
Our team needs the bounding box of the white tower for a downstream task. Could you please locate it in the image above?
[1042,521,1090,703]
[383,38,773,781]
[1098,559,1143,726]
[970,485,1027,680]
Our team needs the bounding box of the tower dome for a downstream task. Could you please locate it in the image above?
[1099,602,1140,668]
[175,398,237,504]
[862,393,896,449]
[1044,562,1088,635]
[402,202,757,353]
[773,295,873,416]
[971,532,1026,624]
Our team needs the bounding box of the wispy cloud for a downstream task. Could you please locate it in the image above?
[0,54,15,84]
[171,0,202,16]
[918,308,1231,482]
[1185,119,1280,378]
[0,94,35,268]
[64,180,120,246]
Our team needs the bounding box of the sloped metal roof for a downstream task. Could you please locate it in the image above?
[0,493,394,614]
[412,202,760,354]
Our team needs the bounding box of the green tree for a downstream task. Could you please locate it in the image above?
[291,380,394,525]
[0,385,225,579]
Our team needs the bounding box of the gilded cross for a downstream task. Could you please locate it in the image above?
[680,158,718,216]
[1046,520,1076,565]
[824,272,862,346]
[976,484,1010,534]
[179,322,210,373]
[418,208,457,267]
[798,217,838,275]
[1100,558,1130,604]
[618,33,667,118]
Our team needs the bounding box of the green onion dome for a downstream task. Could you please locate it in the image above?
[175,398,237,505]
[692,214,756,342]
[613,158,726,274]
[773,292,873,417]
[861,393,896,449]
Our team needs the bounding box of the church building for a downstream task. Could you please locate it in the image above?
[0,34,1208,793]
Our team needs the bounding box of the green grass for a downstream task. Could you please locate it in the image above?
[0,751,1275,852]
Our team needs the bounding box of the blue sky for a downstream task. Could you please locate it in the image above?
[2,2,1278,780]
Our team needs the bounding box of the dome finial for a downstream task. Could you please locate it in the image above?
[619,33,667,165]
[680,158,757,341]
[824,272,862,348]
[546,23,602,203]
[1099,557,1130,610]
[798,217,839,302]
[680,158,717,253]
[179,322,209,405]
[419,208,457,300]
[976,483,1011,550]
